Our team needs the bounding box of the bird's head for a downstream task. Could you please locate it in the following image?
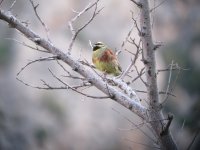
[93,42,106,51]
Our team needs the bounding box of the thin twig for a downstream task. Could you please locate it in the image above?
[134,65,147,86]
[8,0,16,11]
[150,0,167,13]
[130,68,145,83]
[186,128,200,150]
[120,39,142,79]
[130,11,141,34]
[121,23,134,49]
[129,0,142,8]
[48,68,110,99]
[29,0,51,42]
[133,89,176,97]
[112,108,159,144]
[56,60,85,80]
[162,60,174,103]
[67,0,103,54]
[17,56,58,76]
[5,38,49,53]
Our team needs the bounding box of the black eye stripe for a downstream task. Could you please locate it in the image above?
[93,46,101,51]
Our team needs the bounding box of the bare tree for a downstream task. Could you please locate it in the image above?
[0,0,179,149]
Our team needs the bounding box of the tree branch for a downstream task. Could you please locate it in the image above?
[0,9,147,120]
[139,0,177,149]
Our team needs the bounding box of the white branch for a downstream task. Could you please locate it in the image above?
[0,9,148,120]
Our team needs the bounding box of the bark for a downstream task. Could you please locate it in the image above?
[139,0,178,149]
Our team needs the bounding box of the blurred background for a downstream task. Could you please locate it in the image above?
[0,0,200,150]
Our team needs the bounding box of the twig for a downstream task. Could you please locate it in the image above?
[17,56,58,76]
[0,7,148,121]
[129,0,142,8]
[150,0,167,13]
[112,108,158,144]
[56,60,85,80]
[134,65,147,86]
[67,0,103,54]
[5,38,49,53]
[162,60,174,103]
[131,11,141,35]
[130,67,145,83]
[16,77,65,90]
[133,89,176,97]
[8,0,16,11]
[120,39,142,79]
[121,23,134,49]
[186,128,200,150]
[157,63,189,74]
[29,0,51,42]
[48,68,109,99]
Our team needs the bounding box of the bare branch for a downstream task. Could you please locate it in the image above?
[139,0,177,148]
[121,23,134,49]
[130,67,145,83]
[67,0,103,54]
[134,65,147,86]
[150,0,167,13]
[157,63,189,74]
[186,128,200,150]
[29,0,51,42]
[162,60,174,103]
[56,60,86,80]
[48,68,109,99]
[5,38,50,53]
[131,11,141,35]
[0,3,148,132]
[8,0,16,11]
[112,108,158,144]
[16,77,63,90]
[129,0,142,8]
[17,56,57,76]
[120,39,142,79]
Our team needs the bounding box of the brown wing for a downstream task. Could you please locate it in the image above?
[99,49,117,62]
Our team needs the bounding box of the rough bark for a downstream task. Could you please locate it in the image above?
[139,0,178,149]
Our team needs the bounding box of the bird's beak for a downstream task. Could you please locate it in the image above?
[89,40,93,48]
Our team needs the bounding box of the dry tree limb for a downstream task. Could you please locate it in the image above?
[8,0,16,11]
[5,38,49,53]
[29,0,51,42]
[17,56,58,76]
[129,0,142,8]
[150,0,167,13]
[120,39,142,79]
[48,69,110,99]
[139,0,177,149]
[0,6,147,120]
[67,0,103,54]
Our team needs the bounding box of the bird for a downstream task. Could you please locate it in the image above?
[92,42,122,76]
